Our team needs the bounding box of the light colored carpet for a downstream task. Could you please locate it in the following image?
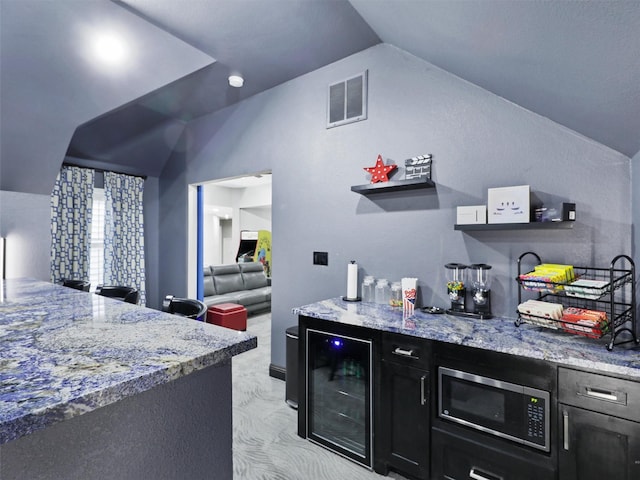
[232,313,407,480]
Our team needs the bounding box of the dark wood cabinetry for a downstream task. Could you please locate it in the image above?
[376,333,431,479]
[558,367,640,480]
[298,313,640,480]
[431,424,557,480]
[558,404,640,480]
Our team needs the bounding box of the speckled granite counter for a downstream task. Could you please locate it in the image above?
[293,297,640,380]
[0,278,257,445]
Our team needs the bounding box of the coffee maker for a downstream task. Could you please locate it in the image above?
[469,264,492,318]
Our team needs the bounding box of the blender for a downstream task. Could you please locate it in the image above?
[469,263,492,318]
[445,263,467,313]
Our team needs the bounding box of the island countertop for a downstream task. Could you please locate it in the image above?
[293,297,640,380]
[0,278,257,445]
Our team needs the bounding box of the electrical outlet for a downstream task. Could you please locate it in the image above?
[313,251,328,266]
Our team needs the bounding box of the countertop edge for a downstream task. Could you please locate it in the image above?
[0,336,257,445]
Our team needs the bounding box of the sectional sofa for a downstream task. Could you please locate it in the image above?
[203,262,271,314]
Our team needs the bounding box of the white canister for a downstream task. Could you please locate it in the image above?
[361,276,375,303]
[375,279,390,305]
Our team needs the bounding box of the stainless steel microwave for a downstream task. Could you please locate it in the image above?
[438,366,550,452]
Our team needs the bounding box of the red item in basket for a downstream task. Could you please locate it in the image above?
[560,307,608,339]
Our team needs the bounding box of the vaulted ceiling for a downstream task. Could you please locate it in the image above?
[1,0,639,195]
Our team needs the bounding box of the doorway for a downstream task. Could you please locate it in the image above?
[187,172,272,298]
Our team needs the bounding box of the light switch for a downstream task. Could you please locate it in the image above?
[313,251,328,266]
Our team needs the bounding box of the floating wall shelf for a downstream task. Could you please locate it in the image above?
[351,177,435,195]
[454,221,575,231]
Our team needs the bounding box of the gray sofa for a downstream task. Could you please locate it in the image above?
[203,262,271,313]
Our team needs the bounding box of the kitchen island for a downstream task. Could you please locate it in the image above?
[0,278,256,480]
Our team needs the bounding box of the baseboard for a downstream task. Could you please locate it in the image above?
[269,363,286,381]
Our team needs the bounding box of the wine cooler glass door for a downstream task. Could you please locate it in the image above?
[306,328,373,468]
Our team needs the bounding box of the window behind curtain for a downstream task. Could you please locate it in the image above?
[89,188,105,291]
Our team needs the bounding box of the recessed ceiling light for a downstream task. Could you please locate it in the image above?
[228,75,244,88]
[92,32,127,66]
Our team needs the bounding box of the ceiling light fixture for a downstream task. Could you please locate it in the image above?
[228,75,244,88]
[92,31,127,66]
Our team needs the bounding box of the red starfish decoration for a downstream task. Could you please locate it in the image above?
[364,154,397,183]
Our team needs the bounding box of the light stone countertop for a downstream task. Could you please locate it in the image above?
[0,278,256,444]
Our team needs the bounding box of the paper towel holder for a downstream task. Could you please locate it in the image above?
[343,260,361,302]
[342,296,361,302]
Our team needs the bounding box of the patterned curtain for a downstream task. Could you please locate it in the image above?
[103,172,146,305]
[50,165,95,284]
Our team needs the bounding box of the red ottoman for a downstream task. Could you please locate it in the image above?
[207,303,247,331]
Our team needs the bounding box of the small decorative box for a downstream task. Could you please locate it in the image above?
[487,185,530,224]
[456,205,487,224]
[405,154,432,180]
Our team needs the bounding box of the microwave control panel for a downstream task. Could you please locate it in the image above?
[525,395,546,447]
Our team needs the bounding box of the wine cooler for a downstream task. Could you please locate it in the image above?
[305,328,373,468]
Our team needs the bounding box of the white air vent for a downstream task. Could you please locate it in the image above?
[327,70,368,128]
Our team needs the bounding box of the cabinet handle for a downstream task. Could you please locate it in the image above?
[584,386,619,402]
[392,347,416,358]
[563,411,570,451]
[420,375,427,405]
[469,466,503,480]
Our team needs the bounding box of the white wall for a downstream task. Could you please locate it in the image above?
[240,207,271,233]
[221,219,234,264]
[202,182,272,266]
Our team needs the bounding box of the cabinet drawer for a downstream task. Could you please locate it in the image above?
[381,332,430,369]
[559,367,640,421]
[431,426,556,480]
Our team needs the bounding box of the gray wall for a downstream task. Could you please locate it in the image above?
[0,191,51,280]
[158,145,191,304]
[158,44,632,370]
[142,177,161,309]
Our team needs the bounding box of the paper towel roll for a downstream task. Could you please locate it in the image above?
[347,261,358,300]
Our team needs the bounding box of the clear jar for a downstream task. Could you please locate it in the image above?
[375,279,390,305]
[389,282,402,307]
[361,276,375,303]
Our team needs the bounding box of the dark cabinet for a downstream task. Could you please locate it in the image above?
[297,312,640,480]
[559,404,640,480]
[376,333,431,479]
[558,367,640,480]
[431,425,557,480]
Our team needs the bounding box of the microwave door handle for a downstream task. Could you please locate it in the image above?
[563,410,570,450]
[469,466,503,480]
[420,375,427,405]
